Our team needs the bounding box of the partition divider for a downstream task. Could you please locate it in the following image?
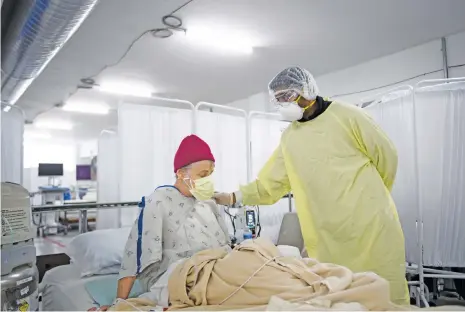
[194,102,249,184]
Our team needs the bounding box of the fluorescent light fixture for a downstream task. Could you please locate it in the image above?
[98,82,153,98]
[24,132,52,139]
[35,120,73,131]
[186,26,254,55]
[3,106,11,112]
[63,101,109,115]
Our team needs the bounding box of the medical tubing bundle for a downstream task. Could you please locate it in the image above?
[255,205,261,237]
[223,206,236,236]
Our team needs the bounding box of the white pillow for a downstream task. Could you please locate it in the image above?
[66,227,132,277]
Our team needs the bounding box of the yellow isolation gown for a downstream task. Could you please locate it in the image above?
[240,101,409,305]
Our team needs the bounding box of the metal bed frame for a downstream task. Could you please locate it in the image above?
[32,201,140,234]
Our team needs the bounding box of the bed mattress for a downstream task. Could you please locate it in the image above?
[39,263,110,311]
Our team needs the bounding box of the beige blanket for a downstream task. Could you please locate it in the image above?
[111,238,465,311]
[166,238,404,311]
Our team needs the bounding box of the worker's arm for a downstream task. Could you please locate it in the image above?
[236,144,291,205]
[353,109,398,191]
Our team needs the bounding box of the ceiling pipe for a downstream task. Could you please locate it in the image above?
[1,0,100,108]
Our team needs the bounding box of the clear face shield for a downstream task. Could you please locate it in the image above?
[271,89,301,109]
[270,89,307,121]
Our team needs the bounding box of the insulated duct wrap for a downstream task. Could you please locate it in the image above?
[1,0,99,105]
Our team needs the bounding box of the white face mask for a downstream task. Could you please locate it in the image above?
[183,175,215,201]
[278,102,304,121]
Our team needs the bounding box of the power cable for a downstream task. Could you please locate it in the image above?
[31,0,196,120]
[223,207,236,236]
[83,0,195,81]
[330,69,443,98]
[255,205,261,237]
[449,63,465,69]
[329,63,465,98]
[170,0,195,14]
[84,29,154,81]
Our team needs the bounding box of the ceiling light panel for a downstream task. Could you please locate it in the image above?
[63,101,109,115]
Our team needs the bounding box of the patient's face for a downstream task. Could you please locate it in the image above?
[188,160,215,180]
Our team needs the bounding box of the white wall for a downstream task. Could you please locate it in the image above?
[227,92,271,113]
[22,137,99,191]
[318,31,465,103]
[447,31,465,77]
[77,139,98,160]
[228,30,465,109]
[23,140,77,193]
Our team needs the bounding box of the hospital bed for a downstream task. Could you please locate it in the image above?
[40,263,100,311]
[39,212,303,311]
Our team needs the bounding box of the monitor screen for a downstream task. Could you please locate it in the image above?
[76,165,92,181]
[38,163,64,177]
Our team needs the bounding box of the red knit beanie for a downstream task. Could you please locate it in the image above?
[174,135,215,172]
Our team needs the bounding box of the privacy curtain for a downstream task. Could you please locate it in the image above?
[250,116,293,243]
[364,89,418,263]
[414,82,465,267]
[96,130,121,229]
[1,106,24,184]
[118,103,193,227]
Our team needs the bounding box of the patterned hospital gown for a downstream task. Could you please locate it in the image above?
[119,186,231,292]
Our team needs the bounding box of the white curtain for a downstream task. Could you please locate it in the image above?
[1,106,24,184]
[363,90,418,263]
[195,110,249,239]
[195,111,247,192]
[414,82,465,267]
[96,130,121,229]
[250,116,293,243]
[118,103,193,227]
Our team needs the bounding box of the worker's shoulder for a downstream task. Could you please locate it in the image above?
[331,100,361,114]
[331,101,370,120]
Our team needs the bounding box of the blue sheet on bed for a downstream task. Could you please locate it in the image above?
[84,275,143,306]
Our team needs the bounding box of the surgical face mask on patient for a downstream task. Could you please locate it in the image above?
[184,175,215,201]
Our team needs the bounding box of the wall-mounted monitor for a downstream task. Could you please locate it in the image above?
[76,165,92,181]
[38,163,64,177]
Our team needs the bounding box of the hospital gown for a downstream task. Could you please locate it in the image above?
[119,186,231,292]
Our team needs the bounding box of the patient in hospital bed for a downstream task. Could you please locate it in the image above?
[110,238,428,311]
[89,135,231,311]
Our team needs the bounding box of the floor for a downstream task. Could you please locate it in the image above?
[34,232,78,256]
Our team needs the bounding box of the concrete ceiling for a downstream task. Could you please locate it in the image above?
[14,0,465,141]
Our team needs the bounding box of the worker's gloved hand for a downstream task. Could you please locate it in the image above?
[213,192,233,206]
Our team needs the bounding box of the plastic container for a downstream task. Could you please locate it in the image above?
[243,230,253,240]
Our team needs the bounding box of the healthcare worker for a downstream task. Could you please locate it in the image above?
[215,67,409,305]
[91,135,230,311]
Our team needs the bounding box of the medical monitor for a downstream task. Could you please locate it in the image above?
[38,163,63,177]
[76,165,92,181]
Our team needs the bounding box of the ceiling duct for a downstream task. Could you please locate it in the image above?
[1,0,99,108]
